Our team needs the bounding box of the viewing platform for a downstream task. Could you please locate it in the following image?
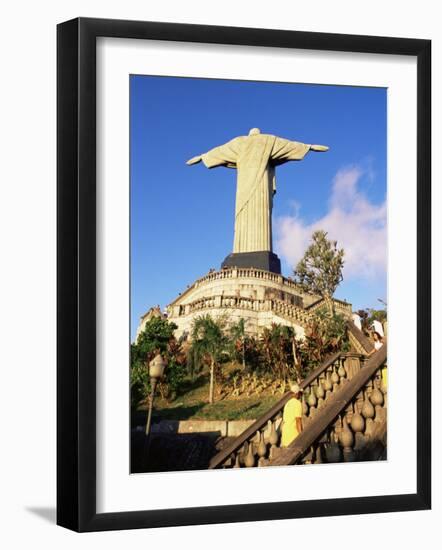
[138,267,353,340]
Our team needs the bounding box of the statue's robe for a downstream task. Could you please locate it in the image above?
[200,133,311,254]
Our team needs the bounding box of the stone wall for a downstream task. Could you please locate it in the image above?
[169,302,306,340]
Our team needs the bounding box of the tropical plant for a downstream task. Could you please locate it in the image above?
[188,315,229,404]
[259,324,298,391]
[294,230,345,308]
[367,308,387,325]
[228,318,262,371]
[298,310,350,374]
[130,316,185,410]
[229,318,247,369]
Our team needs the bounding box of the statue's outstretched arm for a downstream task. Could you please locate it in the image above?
[310,144,329,152]
[186,155,202,165]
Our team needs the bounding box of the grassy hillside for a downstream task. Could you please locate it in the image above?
[133,370,283,424]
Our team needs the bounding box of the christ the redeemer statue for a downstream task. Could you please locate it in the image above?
[187,128,328,274]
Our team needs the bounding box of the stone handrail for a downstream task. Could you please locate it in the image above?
[174,290,350,327]
[347,320,375,355]
[209,350,344,469]
[271,344,387,466]
[168,267,308,306]
[305,298,324,312]
[306,296,352,316]
[180,294,314,327]
[180,293,355,332]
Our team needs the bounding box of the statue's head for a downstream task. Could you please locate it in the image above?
[248,128,261,136]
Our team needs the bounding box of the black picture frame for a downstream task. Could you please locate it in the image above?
[57,17,431,532]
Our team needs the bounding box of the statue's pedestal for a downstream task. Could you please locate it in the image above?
[136,267,353,342]
[221,251,281,274]
[163,267,320,341]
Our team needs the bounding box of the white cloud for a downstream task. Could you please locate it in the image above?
[275,166,387,281]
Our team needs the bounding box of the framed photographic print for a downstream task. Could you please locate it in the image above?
[57,17,431,532]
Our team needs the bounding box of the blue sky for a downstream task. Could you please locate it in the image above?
[130,75,387,340]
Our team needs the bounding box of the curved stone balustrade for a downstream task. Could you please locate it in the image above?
[180,295,348,330]
[169,267,310,306]
[179,294,315,327]
[172,268,351,318]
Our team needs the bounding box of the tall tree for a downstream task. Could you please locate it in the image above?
[294,230,345,304]
[189,315,228,404]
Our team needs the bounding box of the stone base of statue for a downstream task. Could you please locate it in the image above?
[134,267,353,342]
[221,251,281,274]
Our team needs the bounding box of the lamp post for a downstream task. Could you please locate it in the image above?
[145,354,166,437]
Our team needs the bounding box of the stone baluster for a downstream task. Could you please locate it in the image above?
[268,418,280,458]
[306,385,317,417]
[361,388,375,438]
[338,359,346,383]
[316,378,325,409]
[240,442,249,465]
[331,363,340,391]
[257,430,267,460]
[370,377,385,422]
[339,416,355,462]
[351,399,366,453]
[244,439,256,467]
[323,370,333,398]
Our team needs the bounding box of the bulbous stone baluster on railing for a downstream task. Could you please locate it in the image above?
[323,372,332,398]
[352,399,366,453]
[370,378,384,423]
[331,366,340,391]
[316,380,325,409]
[244,440,255,467]
[361,388,375,438]
[307,387,317,417]
[240,442,249,466]
[268,418,280,459]
[257,431,267,460]
[340,416,355,462]
[351,400,365,435]
[338,360,346,382]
